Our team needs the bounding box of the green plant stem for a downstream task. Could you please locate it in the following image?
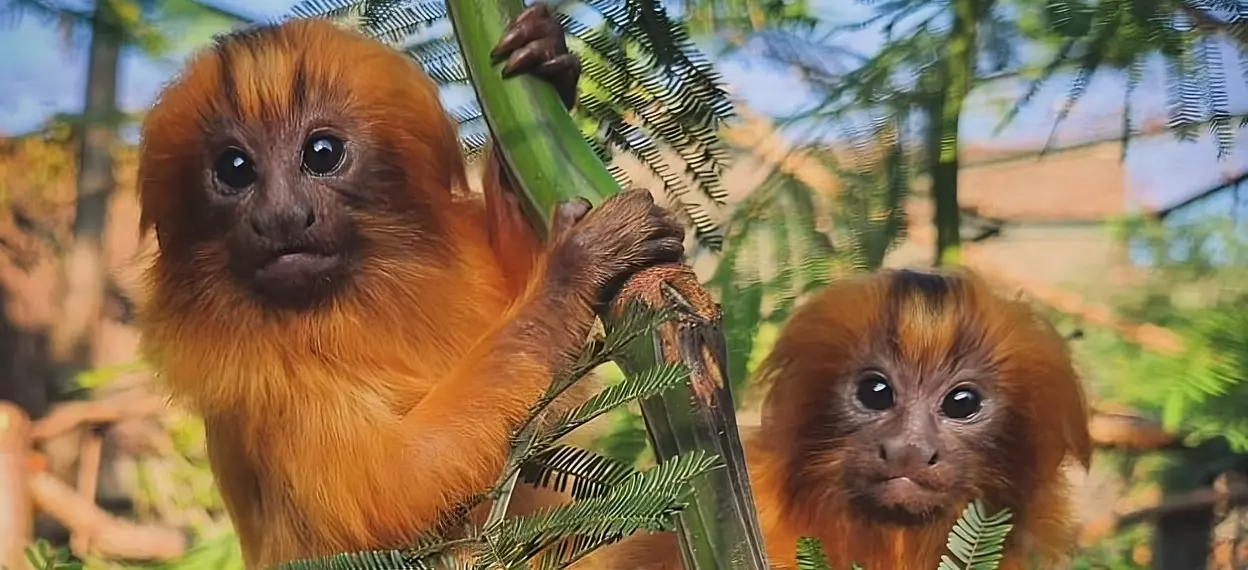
[447,0,769,567]
[446,0,618,234]
[610,270,769,570]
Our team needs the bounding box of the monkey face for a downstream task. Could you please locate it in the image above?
[206,127,373,308]
[139,20,468,311]
[828,361,1005,526]
[758,269,1091,534]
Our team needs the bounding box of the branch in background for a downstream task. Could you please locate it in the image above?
[1080,478,1248,545]
[1089,412,1183,451]
[0,402,32,570]
[28,470,187,561]
[70,428,104,556]
[29,394,167,443]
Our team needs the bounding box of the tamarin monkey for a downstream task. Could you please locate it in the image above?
[136,5,686,569]
[582,268,1092,570]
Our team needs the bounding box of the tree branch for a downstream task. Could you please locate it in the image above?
[28,470,187,561]
[29,394,168,443]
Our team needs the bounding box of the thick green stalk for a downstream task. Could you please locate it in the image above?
[447,1,768,568]
[446,0,617,237]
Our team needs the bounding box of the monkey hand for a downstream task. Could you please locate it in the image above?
[549,189,685,310]
[491,2,581,109]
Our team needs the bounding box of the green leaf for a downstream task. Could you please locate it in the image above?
[937,500,1014,570]
[473,450,722,569]
[520,445,636,500]
[539,363,689,445]
[795,537,831,570]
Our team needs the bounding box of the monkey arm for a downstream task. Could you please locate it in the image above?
[395,270,595,524]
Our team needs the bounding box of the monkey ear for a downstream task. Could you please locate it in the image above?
[1042,328,1094,471]
[1060,386,1093,470]
[138,212,159,244]
[1063,391,1093,466]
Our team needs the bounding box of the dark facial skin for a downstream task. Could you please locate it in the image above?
[210,125,364,309]
[205,4,580,310]
[832,357,1003,525]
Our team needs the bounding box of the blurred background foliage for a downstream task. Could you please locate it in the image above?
[2,0,1248,568]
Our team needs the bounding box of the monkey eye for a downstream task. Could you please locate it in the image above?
[213,147,257,191]
[941,386,983,419]
[854,371,894,411]
[302,134,346,176]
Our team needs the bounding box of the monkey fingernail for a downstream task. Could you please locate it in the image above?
[490,28,526,62]
[501,42,557,79]
[645,238,685,264]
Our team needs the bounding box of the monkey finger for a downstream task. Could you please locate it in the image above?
[514,2,554,26]
[640,236,686,264]
[533,53,581,92]
[490,6,559,63]
[534,53,580,76]
[551,198,592,238]
[490,27,529,63]
[499,39,562,78]
[645,208,685,241]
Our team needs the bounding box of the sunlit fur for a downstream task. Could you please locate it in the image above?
[137,20,589,568]
[577,269,1091,570]
[745,268,1092,570]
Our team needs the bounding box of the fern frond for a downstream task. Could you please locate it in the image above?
[277,549,432,570]
[599,302,673,357]
[937,500,1014,570]
[794,537,831,570]
[520,445,635,500]
[473,450,721,569]
[1016,0,1248,157]
[533,302,668,412]
[540,363,689,444]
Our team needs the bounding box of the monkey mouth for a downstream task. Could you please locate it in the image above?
[856,476,951,524]
[260,250,340,273]
[256,248,342,277]
[249,247,348,308]
[879,476,936,496]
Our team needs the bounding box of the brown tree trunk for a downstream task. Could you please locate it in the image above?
[50,2,123,385]
[925,0,984,267]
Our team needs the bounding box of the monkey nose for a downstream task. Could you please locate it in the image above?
[878,439,940,475]
[249,204,317,243]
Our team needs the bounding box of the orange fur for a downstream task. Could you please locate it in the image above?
[136,20,589,569]
[581,268,1091,570]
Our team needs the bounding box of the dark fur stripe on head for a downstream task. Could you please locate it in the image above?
[883,270,967,368]
[211,24,280,118]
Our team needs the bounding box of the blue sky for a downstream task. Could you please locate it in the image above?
[1,0,1247,213]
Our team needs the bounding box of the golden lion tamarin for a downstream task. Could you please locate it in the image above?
[135,6,684,569]
[580,268,1092,570]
